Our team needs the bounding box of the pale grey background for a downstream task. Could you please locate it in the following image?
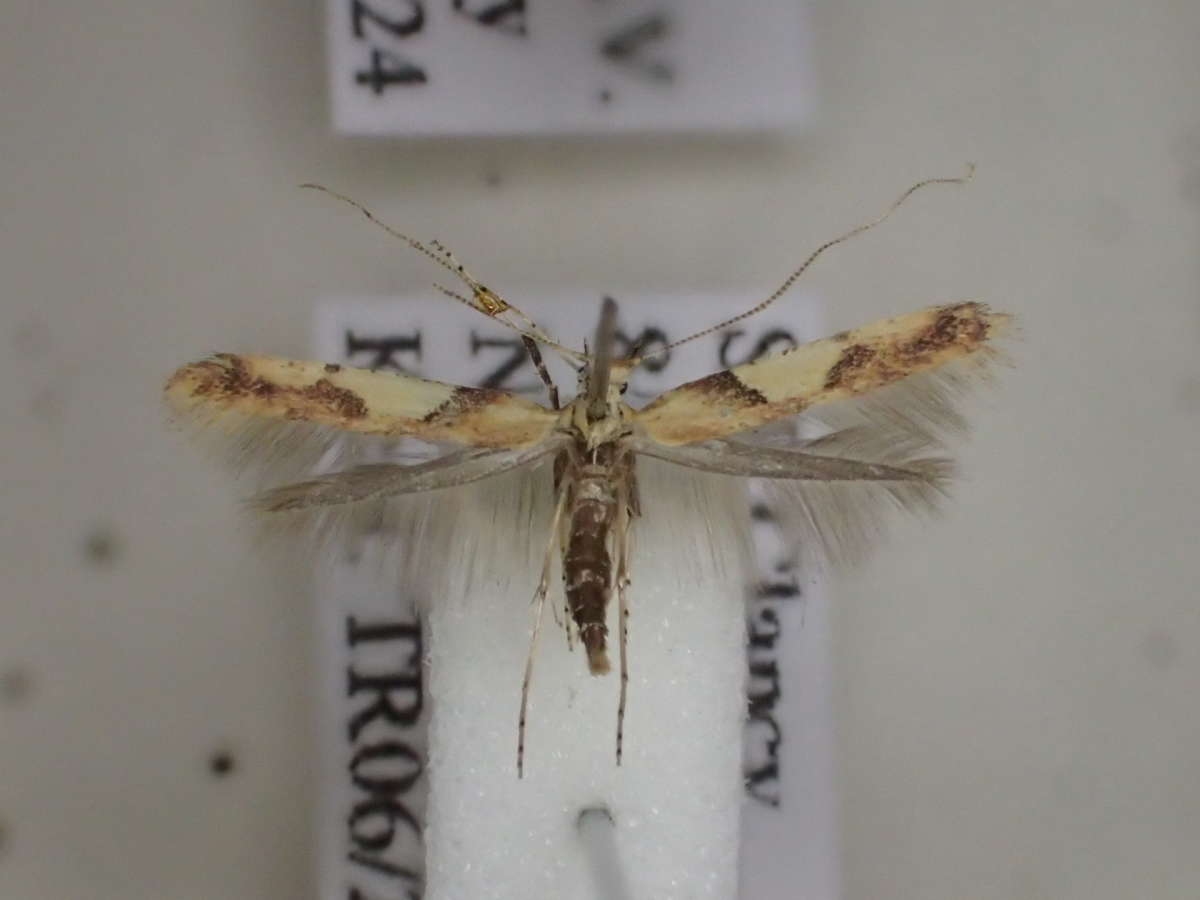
[2,1,1198,899]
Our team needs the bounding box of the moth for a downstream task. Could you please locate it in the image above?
[165,169,1010,776]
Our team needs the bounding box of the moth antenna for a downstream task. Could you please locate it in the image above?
[303,183,586,363]
[432,282,490,314]
[586,296,619,420]
[640,164,976,360]
[302,183,469,281]
[428,282,584,368]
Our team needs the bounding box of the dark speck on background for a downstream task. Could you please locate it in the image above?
[0,666,33,705]
[83,527,122,566]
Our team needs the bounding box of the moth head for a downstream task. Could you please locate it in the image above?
[573,357,633,417]
[582,296,622,421]
[609,359,636,391]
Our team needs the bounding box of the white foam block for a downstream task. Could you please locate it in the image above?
[312,293,835,899]
[422,461,751,900]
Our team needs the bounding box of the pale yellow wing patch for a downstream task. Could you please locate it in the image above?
[165,353,559,448]
[634,302,1011,445]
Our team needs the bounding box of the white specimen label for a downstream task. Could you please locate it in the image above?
[324,1,813,135]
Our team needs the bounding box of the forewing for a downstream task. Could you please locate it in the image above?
[166,353,558,447]
[634,303,1009,445]
[165,353,561,489]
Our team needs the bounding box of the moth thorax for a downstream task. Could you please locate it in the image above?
[572,392,627,448]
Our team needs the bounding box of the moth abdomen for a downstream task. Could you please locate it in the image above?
[562,460,620,675]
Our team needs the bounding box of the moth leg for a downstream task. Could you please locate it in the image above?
[614,480,635,766]
[562,480,574,651]
[518,484,572,778]
[556,461,577,653]
[562,587,574,652]
[521,335,560,411]
[546,463,565,631]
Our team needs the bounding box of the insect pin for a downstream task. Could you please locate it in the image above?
[165,167,1011,777]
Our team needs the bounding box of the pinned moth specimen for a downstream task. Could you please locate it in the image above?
[165,169,1011,776]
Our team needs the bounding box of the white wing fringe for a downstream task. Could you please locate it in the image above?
[639,351,1006,571]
